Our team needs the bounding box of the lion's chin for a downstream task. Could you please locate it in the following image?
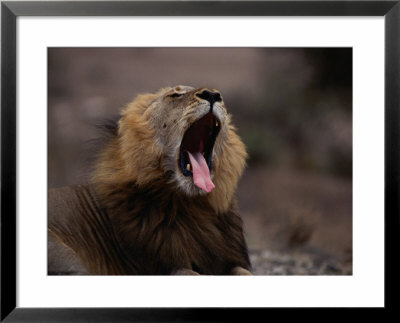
[174,170,215,197]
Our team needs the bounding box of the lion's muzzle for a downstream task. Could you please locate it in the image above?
[196,89,222,113]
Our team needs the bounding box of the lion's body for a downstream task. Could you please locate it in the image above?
[48,86,251,275]
[49,182,249,275]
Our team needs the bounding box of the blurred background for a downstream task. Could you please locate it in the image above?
[48,48,352,275]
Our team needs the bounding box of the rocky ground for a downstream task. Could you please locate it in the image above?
[249,249,352,275]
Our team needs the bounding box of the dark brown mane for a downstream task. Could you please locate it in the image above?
[93,179,250,275]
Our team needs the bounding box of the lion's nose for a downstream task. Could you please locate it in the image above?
[196,90,222,106]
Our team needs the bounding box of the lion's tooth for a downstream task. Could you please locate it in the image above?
[216,121,219,127]
[186,164,191,171]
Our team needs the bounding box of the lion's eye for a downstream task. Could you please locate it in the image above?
[170,92,183,98]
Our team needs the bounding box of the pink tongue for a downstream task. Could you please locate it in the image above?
[187,151,215,193]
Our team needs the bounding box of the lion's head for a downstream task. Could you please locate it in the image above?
[93,86,247,213]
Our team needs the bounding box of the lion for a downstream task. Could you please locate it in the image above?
[48,85,251,275]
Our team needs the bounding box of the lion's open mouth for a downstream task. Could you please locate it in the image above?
[179,112,221,193]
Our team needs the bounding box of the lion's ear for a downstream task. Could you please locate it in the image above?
[121,93,157,117]
[118,92,159,137]
[134,93,157,111]
[121,87,172,117]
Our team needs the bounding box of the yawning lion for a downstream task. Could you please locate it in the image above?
[48,86,251,275]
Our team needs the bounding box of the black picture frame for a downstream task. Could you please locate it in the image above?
[1,1,399,321]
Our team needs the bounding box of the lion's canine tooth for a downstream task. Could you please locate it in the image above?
[216,121,219,127]
[186,164,191,171]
